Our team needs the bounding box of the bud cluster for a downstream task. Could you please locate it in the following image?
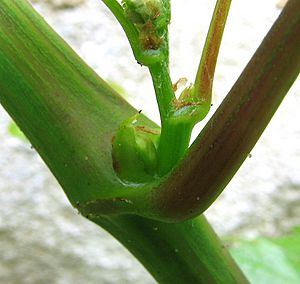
[122,0,170,51]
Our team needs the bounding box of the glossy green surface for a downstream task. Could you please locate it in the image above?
[96,214,249,283]
[0,1,248,282]
[0,0,157,214]
[1,1,299,282]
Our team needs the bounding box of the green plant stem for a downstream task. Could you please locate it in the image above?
[1,1,294,282]
[102,0,180,175]
[0,5,248,281]
[157,120,193,176]
[150,0,232,176]
[149,62,175,122]
[0,0,156,208]
[95,214,249,284]
[149,62,192,176]
[153,0,300,221]
[0,0,299,223]
[194,0,232,118]
[101,0,164,65]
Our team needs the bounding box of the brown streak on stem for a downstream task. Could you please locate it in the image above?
[195,0,231,103]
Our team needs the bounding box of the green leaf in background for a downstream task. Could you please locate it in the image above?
[231,228,300,284]
[8,121,28,142]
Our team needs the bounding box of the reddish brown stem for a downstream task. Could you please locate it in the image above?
[153,0,300,221]
[194,0,231,110]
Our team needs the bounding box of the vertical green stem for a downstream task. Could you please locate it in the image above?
[149,62,175,122]
[157,120,193,176]
[95,214,249,284]
[149,62,192,175]
[149,0,232,176]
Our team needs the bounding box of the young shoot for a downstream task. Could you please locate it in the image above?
[109,0,232,180]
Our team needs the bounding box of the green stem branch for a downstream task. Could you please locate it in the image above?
[149,62,175,123]
[149,63,192,176]
[153,0,300,221]
[157,120,193,176]
[101,0,165,65]
[194,0,232,118]
[0,0,153,207]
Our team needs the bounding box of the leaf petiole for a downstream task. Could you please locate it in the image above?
[193,0,232,118]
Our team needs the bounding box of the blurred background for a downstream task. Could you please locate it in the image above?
[0,0,299,283]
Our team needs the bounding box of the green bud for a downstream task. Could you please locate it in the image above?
[122,0,162,24]
[122,0,170,51]
[169,84,209,125]
[112,113,160,183]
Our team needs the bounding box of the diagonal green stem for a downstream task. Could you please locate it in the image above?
[0,1,297,282]
[0,0,156,208]
[194,0,232,119]
[150,0,232,176]
[153,0,300,221]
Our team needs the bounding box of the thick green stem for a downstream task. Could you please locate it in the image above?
[149,0,232,176]
[0,0,157,209]
[95,214,249,284]
[0,1,296,282]
[153,0,300,221]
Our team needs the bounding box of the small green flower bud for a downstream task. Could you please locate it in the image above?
[122,0,162,24]
[122,0,170,51]
[112,113,160,183]
[169,84,208,125]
